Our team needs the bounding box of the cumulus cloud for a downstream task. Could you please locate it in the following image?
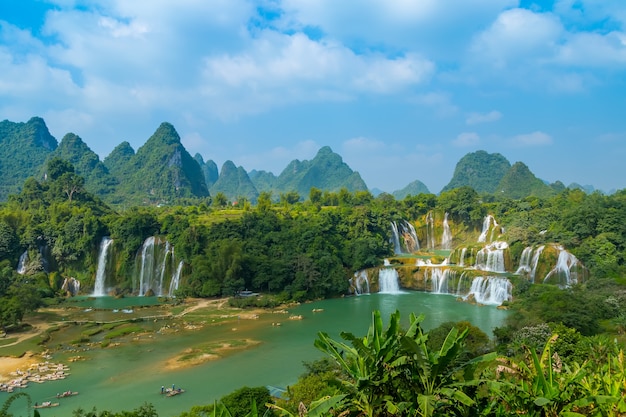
[470,8,563,69]
[202,31,434,117]
[453,132,480,147]
[511,131,553,147]
[557,31,626,67]
[466,110,502,125]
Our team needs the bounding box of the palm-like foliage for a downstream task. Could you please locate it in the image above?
[490,334,590,416]
[314,310,495,416]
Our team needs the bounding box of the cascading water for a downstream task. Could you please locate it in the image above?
[157,242,172,296]
[390,220,419,254]
[529,246,545,282]
[458,248,467,266]
[135,236,183,296]
[390,222,402,254]
[544,245,585,287]
[16,250,28,275]
[465,276,512,305]
[351,270,370,295]
[441,212,452,250]
[429,268,450,294]
[475,241,508,272]
[515,246,534,275]
[93,237,113,297]
[378,267,401,294]
[426,211,436,250]
[168,260,184,296]
[478,215,501,243]
[62,277,81,296]
[138,236,157,296]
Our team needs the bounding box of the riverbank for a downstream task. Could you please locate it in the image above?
[0,297,272,384]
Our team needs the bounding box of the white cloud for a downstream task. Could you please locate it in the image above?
[277,0,516,56]
[557,31,626,67]
[470,8,563,69]
[453,132,480,147]
[202,31,434,117]
[511,131,553,147]
[466,110,502,125]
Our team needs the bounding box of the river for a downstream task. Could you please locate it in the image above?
[5,291,508,417]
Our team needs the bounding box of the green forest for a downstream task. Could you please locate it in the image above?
[1,158,626,416]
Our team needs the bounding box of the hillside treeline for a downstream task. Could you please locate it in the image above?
[1,159,626,332]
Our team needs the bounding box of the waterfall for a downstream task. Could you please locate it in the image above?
[544,246,584,287]
[426,212,435,250]
[465,276,512,305]
[169,260,184,296]
[93,237,113,296]
[351,270,370,295]
[390,221,402,254]
[441,212,452,250]
[378,268,401,294]
[404,221,419,252]
[429,268,450,294]
[478,215,500,243]
[157,242,172,296]
[138,237,157,296]
[16,251,28,275]
[62,277,81,296]
[390,220,419,254]
[136,236,181,296]
[475,241,508,272]
[529,245,545,282]
[515,246,533,275]
[458,248,467,267]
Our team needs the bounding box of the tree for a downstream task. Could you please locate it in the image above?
[257,191,272,211]
[280,191,300,206]
[309,187,322,205]
[212,192,229,208]
[45,157,74,181]
[58,172,85,202]
[219,386,273,417]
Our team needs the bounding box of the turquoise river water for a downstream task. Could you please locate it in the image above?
[4,292,509,417]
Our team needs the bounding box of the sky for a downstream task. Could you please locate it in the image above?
[1,0,625,194]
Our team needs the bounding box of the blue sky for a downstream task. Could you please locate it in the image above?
[1,0,625,194]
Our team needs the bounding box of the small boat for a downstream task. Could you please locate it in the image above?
[57,391,79,398]
[34,402,60,409]
[164,388,185,397]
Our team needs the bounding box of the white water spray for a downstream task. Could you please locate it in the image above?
[93,237,113,296]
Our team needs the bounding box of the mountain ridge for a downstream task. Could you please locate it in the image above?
[0,117,600,204]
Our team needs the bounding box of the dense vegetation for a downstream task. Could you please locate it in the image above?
[1,153,626,415]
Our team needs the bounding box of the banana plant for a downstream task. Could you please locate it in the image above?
[575,349,626,416]
[398,315,496,417]
[491,334,590,416]
[314,309,420,416]
[314,309,492,417]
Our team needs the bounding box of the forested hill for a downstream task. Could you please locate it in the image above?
[0,117,57,201]
[0,117,596,206]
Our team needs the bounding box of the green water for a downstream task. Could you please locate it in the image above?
[5,292,509,417]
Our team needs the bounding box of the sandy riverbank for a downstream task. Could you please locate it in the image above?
[0,297,273,383]
[0,353,42,383]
